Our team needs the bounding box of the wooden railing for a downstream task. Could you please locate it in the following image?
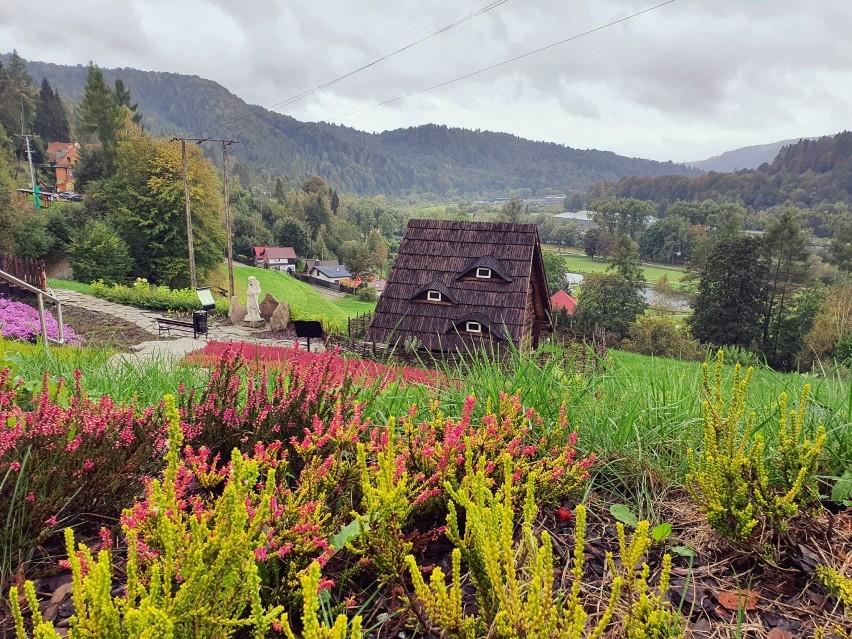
[0,255,47,291]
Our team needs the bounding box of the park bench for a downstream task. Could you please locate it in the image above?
[155,313,208,339]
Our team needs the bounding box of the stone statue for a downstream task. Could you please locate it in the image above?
[244,276,263,325]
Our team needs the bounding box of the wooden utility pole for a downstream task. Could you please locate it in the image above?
[178,138,197,289]
[222,140,236,299]
[173,137,238,292]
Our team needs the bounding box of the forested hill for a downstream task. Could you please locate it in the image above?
[587,131,852,210]
[9,55,700,196]
[687,138,808,172]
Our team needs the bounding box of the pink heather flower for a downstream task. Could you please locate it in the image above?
[98,527,113,549]
[254,547,269,562]
[9,461,20,472]
[318,577,335,591]
[26,492,35,502]
[44,516,57,527]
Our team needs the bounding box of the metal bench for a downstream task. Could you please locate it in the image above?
[155,312,208,339]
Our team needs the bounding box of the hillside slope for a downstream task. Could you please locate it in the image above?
[588,131,852,209]
[7,55,700,196]
[687,138,811,172]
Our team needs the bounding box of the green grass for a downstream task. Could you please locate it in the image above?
[545,249,687,284]
[47,278,93,294]
[330,297,378,316]
[0,338,208,405]
[370,345,851,518]
[227,264,375,326]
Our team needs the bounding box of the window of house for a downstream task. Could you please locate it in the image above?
[475,267,492,279]
[427,290,442,302]
[465,321,482,333]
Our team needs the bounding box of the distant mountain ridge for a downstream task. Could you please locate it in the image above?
[4,54,701,196]
[688,139,814,172]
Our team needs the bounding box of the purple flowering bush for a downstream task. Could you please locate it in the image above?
[0,295,78,344]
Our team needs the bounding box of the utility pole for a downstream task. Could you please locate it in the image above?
[16,134,40,210]
[177,138,197,288]
[221,140,237,299]
[172,137,238,292]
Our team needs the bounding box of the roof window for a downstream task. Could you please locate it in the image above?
[427,290,443,302]
[475,267,492,279]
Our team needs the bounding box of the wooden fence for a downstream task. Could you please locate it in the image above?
[291,272,361,294]
[0,255,47,292]
[347,311,374,341]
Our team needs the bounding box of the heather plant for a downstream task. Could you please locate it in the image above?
[0,368,165,587]
[0,295,78,344]
[350,420,414,583]
[9,395,286,639]
[407,462,680,639]
[178,347,358,459]
[399,394,594,510]
[686,352,826,543]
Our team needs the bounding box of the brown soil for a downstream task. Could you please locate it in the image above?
[61,306,154,351]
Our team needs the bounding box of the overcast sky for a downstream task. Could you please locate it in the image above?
[2,0,850,162]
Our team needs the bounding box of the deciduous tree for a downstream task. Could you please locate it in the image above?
[574,272,646,338]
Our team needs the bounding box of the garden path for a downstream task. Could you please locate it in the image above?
[52,289,296,364]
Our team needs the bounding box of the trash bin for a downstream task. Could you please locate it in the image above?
[192,310,208,338]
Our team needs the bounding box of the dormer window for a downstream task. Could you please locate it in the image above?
[465,321,482,333]
[427,290,443,302]
[475,267,492,279]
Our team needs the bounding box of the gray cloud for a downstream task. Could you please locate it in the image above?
[2,0,851,162]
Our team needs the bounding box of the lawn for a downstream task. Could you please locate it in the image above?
[545,248,688,284]
[227,264,375,325]
[47,278,93,294]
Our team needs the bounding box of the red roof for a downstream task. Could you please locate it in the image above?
[550,290,577,314]
[263,246,297,260]
[253,246,266,260]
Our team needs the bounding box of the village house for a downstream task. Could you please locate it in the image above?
[252,246,298,272]
[309,263,351,282]
[46,142,80,193]
[369,219,551,352]
[549,289,577,315]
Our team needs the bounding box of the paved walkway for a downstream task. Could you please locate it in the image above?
[53,289,295,364]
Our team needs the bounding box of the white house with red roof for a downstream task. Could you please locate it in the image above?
[252,246,298,273]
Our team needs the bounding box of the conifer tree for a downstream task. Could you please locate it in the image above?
[79,63,120,171]
[113,78,142,125]
[33,78,70,142]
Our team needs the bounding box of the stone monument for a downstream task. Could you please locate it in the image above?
[270,301,290,332]
[259,293,279,320]
[243,276,264,327]
[228,296,247,325]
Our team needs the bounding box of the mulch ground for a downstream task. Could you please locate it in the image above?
[4,491,849,637]
[60,305,154,351]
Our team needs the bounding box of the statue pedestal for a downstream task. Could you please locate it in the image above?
[242,319,265,329]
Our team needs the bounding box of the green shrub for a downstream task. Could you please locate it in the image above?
[686,352,826,543]
[834,332,852,365]
[622,316,703,360]
[356,285,377,302]
[90,278,229,314]
[9,396,285,639]
[70,220,133,286]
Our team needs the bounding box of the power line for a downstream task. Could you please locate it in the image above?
[194,0,508,138]
[238,0,680,146]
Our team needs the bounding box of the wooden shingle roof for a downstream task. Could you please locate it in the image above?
[369,219,550,351]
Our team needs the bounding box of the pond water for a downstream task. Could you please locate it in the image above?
[563,273,692,312]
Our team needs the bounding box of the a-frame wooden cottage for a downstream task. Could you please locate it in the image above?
[369,220,551,352]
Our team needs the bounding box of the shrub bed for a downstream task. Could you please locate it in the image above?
[89,278,229,315]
